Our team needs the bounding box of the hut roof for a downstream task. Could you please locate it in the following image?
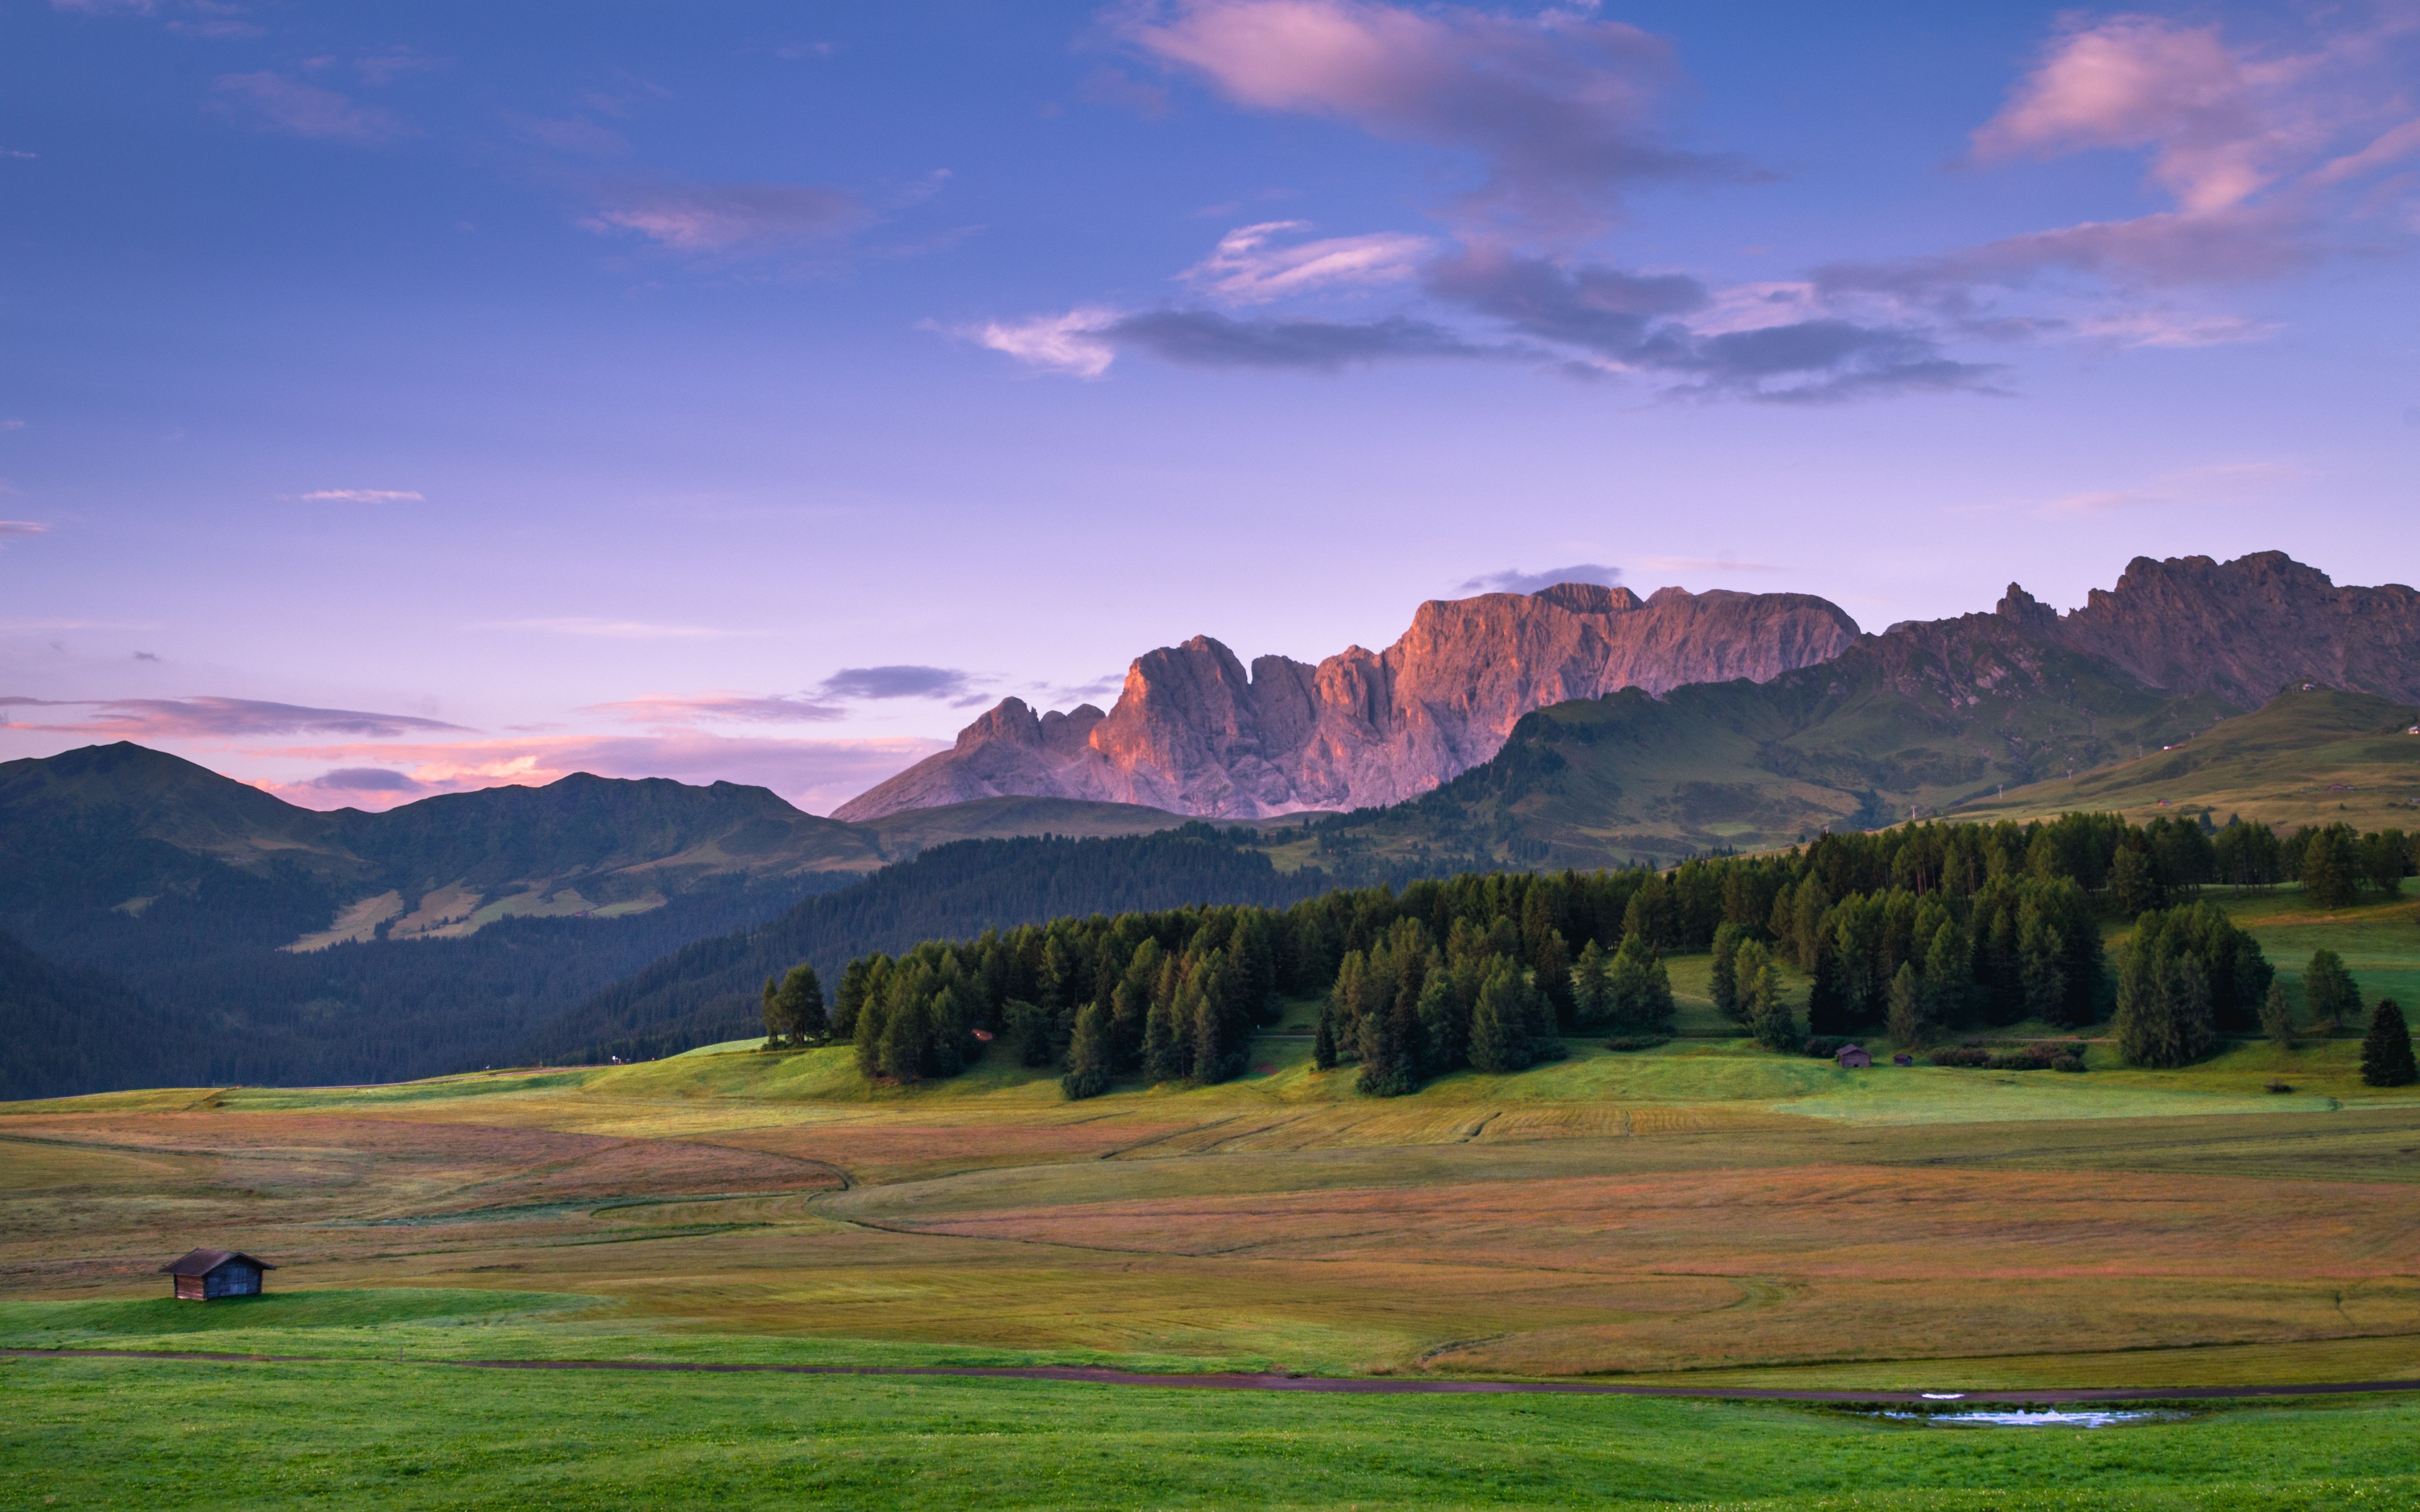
[160,1248,276,1278]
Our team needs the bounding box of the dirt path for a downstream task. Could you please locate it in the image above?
[7,1348,2416,1403]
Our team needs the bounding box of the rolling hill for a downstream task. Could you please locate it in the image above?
[1946,686,2420,830]
[0,744,1197,1096]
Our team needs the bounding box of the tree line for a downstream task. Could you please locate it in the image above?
[755,811,2415,1093]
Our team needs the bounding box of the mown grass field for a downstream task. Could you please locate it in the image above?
[4,883,2417,1504]
[11,1350,2420,1510]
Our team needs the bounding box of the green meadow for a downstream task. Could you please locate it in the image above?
[4,882,2418,1505]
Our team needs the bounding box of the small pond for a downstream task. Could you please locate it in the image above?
[1863,1408,2191,1429]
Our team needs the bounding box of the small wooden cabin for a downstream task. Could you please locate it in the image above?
[1836,1045,1872,1069]
[161,1249,275,1301]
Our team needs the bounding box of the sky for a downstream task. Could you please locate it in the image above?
[3,0,2416,814]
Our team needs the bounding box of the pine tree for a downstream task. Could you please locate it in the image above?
[1885,962,1930,1049]
[2301,826,2361,909]
[852,986,887,1080]
[1570,938,1610,1029]
[2109,847,2159,918]
[1806,934,1849,1036]
[1355,984,1418,1097]
[1920,920,1968,1029]
[2017,907,2066,1024]
[1414,969,1466,1074]
[1607,931,1668,1033]
[1061,1000,1114,1100]
[1708,922,1744,1023]
[1533,929,1574,1029]
[760,975,785,1047]
[2303,949,2360,1032]
[1745,960,1797,1053]
[2114,909,2217,1068]
[2361,999,2417,1087]
[2259,980,2296,1048]
[1312,1003,1339,1071]
[1144,994,1186,1083]
[1468,962,1533,1074]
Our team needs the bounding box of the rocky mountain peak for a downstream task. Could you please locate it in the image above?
[835,578,1861,821]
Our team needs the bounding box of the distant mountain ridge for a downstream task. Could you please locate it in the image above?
[837,582,1861,821]
[1278,552,2420,870]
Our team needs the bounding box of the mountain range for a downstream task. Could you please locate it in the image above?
[835,553,2420,827]
[837,582,1859,820]
[5,547,2417,1097]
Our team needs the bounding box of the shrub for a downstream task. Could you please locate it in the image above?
[1804,1035,1851,1059]
[2051,1054,2087,1073]
[1928,1047,1990,1068]
[1986,1050,2045,1071]
[2265,1078,2294,1094]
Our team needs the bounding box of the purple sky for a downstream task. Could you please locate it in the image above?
[4,1,2416,813]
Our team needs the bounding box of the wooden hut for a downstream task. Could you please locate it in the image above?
[1835,1044,1872,1069]
[161,1249,275,1301]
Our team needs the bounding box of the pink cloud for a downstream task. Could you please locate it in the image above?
[211,72,413,144]
[581,691,845,725]
[586,179,868,254]
[1117,0,1741,238]
[1181,220,1434,303]
[1818,11,2419,331]
[1972,15,2315,214]
[2,695,466,740]
[253,732,945,815]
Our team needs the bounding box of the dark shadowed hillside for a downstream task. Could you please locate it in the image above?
[527,825,1344,1064]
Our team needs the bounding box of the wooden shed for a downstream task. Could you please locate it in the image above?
[1836,1045,1872,1069]
[161,1249,275,1301]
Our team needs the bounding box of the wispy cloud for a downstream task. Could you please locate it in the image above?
[582,691,845,725]
[816,665,982,701]
[971,304,1503,375]
[1457,564,1622,595]
[1181,220,1434,303]
[0,520,49,546]
[483,617,742,640]
[2037,458,2305,515]
[210,72,412,144]
[1,695,468,739]
[1116,0,1751,239]
[1635,555,1786,575]
[585,179,868,255]
[299,487,423,503]
[302,766,425,797]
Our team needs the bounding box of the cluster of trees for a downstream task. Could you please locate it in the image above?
[754,812,2412,1096]
[2110,904,2273,1067]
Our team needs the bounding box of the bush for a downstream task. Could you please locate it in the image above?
[1804,1035,1851,1059]
[2051,1054,2087,1073]
[1929,1046,1989,1067]
[1986,1050,2044,1071]
[2265,1078,2294,1094]
[1602,1035,1669,1052]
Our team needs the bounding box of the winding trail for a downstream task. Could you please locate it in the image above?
[8,1348,2417,1403]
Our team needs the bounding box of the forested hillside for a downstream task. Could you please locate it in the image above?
[772,812,2414,1104]
[0,930,190,1102]
[529,825,1344,1065]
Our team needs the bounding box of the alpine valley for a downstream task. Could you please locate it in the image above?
[5,550,2417,1097]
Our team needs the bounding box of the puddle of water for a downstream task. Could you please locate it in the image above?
[1867,1409,2189,1428]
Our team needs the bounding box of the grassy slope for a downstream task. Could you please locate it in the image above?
[1948,686,2420,831]
[1260,663,2236,872]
